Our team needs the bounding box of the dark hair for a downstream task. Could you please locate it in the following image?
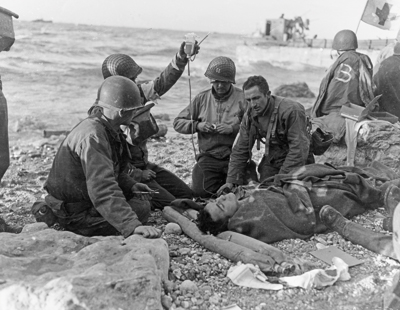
[196,209,229,235]
[242,75,270,95]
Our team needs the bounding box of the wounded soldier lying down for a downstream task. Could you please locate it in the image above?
[197,163,399,258]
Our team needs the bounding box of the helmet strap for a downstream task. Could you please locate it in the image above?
[94,100,143,112]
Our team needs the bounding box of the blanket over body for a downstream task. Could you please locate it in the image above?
[227,164,382,244]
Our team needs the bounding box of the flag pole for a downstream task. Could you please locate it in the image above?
[356,0,369,34]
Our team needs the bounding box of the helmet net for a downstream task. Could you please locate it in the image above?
[102,54,143,79]
[204,56,236,83]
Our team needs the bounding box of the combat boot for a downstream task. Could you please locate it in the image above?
[381,184,400,232]
[319,205,348,233]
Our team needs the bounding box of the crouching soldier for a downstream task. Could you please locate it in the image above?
[33,76,161,238]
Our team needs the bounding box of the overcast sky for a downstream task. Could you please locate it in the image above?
[2,0,400,40]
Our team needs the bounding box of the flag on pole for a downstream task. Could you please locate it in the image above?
[361,0,400,30]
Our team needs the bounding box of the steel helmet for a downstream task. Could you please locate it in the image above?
[332,30,358,51]
[204,56,236,84]
[95,76,141,111]
[102,54,143,80]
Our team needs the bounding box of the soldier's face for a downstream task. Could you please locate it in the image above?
[211,80,231,96]
[204,193,239,222]
[244,86,269,116]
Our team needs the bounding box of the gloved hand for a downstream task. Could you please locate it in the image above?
[141,169,156,182]
[133,226,162,238]
[131,183,155,200]
[215,123,233,135]
[197,122,216,133]
[179,40,200,59]
[217,183,236,196]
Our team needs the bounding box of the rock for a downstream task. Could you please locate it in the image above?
[152,124,168,139]
[209,293,220,304]
[18,155,28,162]
[0,230,169,310]
[164,223,182,235]
[180,280,198,294]
[181,300,191,308]
[163,280,176,293]
[178,248,191,255]
[200,285,212,293]
[161,295,173,309]
[273,82,315,98]
[21,222,49,233]
[316,121,400,173]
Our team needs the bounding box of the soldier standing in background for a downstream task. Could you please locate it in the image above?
[0,7,18,183]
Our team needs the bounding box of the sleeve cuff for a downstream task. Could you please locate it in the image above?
[174,53,188,70]
[122,219,142,238]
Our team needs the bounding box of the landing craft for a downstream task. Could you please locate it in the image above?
[238,15,387,68]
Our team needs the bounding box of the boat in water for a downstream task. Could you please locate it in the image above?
[32,19,53,23]
[237,16,389,68]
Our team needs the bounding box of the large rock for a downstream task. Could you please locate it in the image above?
[273,82,315,98]
[0,229,169,310]
[316,121,400,173]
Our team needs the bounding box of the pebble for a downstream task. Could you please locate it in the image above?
[173,268,182,279]
[178,248,191,255]
[200,285,212,293]
[18,155,28,162]
[209,294,220,304]
[180,280,198,294]
[164,280,176,293]
[181,300,191,308]
[164,223,182,235]
[161,295,172,309]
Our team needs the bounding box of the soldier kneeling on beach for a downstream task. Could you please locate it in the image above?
[31,76,161,238]
[173,57,259,198]
[100,40,200,211]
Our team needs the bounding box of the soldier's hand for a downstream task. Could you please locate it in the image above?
[197,122,216,133]
[133,226,161,238]
[217,183,235,196]
[131,183,155,200]
[215,123,233,135]
[179,40,200,59]
[141,169,156,182]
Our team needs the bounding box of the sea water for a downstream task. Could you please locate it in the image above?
[0,20,325,136]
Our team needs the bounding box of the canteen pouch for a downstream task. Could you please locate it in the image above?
[127,102,159,145]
